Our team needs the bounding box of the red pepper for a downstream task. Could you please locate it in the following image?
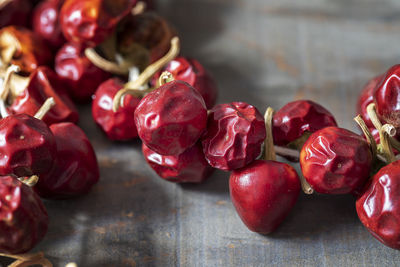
[92,78,140,140]
[9,66,79,125]
[0,26,52,73]
[55,42,111,102]
[60,0,136,47]
[32,0,66,49]
[34,122,99,199]
[0,175,48,254]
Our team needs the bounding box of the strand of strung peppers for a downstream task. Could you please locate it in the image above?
[84,1,147,75]
[354,114,377,160]
[264,107,313,194]
[112,36,180,111]
[367,103,396,163]
[0,251,52,267]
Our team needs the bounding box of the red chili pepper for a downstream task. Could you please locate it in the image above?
[32,0,66,49]
[142,142,214,183]
[230,160,300,233]
[55,42,111,102]
[0,175,48,254]
[300,126,372,194]
[152,57,218,109]
[60,0,136,47]
[201,102,266,171]
[356,160,400,250]
[0,26,52,73]
[92,78,140,140]
[9,66,79,125]
[34,122,99,199]
[134,80,207,155]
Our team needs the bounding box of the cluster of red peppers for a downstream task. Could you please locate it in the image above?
[0,0,400,263]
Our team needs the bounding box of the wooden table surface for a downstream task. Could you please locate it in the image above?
[19,0,400,266]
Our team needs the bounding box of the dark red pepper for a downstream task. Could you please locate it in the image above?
[374,65,400,128]
[0,114,56,177]
[9,66,79,125]
[32,0,66,49]
[0,26,52,73]
[134,80,207,155]
[152,57,218,109]
[0,175,48,254]
[230,159,300,233]
[34,122,99,199]
[55,42,110,102]
[356,160,400,250]
[358,75,383,128]
[201,102,266,171]
[300,126,372,194]
[92,78,140,141]
[60,0,136,47]
[0,0,32,28]
[272,100,337,147]
[116,11,176,70]
[142,142,213,183]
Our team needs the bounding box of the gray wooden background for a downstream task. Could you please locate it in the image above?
[19,0,400,266]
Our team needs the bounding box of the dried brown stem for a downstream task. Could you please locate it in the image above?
[132,1,146,15]
[367,103,395,163]
[158,71,175,87]
[17,175,39,187]
[0,64,19,101]
[354,114,377,159]
[0,0,13,9]
[263,107,276,161]
[0,251,52,267]
[34,97,55,120]
[112,37,180,112]
[85,47,130,75]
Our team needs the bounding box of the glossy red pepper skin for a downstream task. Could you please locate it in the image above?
[60,0,136,47]
[34,122,99,199]
[92,78,140,141]
[374,65,400,128]
[0,175,48,254]
[356,160,400,250]
[201,102,266,171]
[0,26,52,74]
[142,142,213,183]
[135,80,207,155]
[116,11,175,69]
[9,66,79,125]
[55,42,111,102]
[230,160,300,234]
[358,75,383,128]
[152,57,218,109]
[300,127,372,194]
[0,114,56,177]
[0,0,32,28]
[272,100,337,146]
[33,0,66,49]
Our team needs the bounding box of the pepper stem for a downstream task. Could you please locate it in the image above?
[0,0,13,9]
[34,97,55,120]
[158,71,175,87]
[263,107,276,161]
[112,37,180,112]
[132,1,146,15]
[0,65,19,118]
[85,47,130,75]
[354,114,377,160]
[367,103,395,163]
[17,175,39,187]
[0,251,52,267]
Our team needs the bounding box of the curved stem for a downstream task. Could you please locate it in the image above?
[354,115,377,159]
[17,175,39,187]
[263,107,276,161]
[85,47,129,75]
[0,251,52,267]
[367,103,395,163]
[34,97,55,120]
[112,37,180,112]
[0,0,12,9]
[0,64,19,101]
[132,1,146,15]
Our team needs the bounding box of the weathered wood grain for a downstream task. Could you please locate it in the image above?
[8,0,400,266]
